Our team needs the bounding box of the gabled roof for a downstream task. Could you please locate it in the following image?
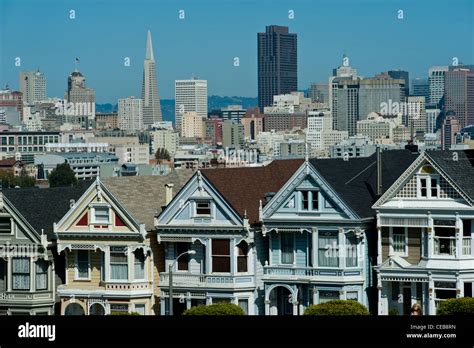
[425,150,474,202]
[102,170,194,231]
[3,181,93,239]
[201,159,304,224]
[310,150,418,218]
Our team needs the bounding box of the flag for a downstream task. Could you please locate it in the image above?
[75,57,80,63]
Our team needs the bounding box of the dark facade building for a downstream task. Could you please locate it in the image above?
[258,25,297,111]
[388,70,409,96]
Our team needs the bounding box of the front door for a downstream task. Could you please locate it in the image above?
[277,287,293,315]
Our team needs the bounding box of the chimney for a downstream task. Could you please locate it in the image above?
[165,183,174,205]
[376,146,382,197]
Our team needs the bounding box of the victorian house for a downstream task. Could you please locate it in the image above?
[155,160,303,315]
[0,184,89,315]
[260,150,417,315]
[374,150,474,315]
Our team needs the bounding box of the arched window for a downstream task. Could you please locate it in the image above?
[65,303,85,316]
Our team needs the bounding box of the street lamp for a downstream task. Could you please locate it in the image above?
[169,249,196,315]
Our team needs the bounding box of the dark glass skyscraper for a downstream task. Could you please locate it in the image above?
[388,70,409,96]
[258,25,297,111]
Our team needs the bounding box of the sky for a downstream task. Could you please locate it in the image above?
[0,0,473,103]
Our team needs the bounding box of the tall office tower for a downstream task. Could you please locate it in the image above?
[329,55,358,130]
[359,76,406,120]
[19,70,46,105]
[334,78,360,136]
[64,70,96,125]
[444,67,474,128]
[406,96,427,135]
[428,66,448,106]
[412,78,430,100]
[257,25,297,111]
[118,97,143,131]
[141,30,163,126]
[310,83,329,104]
[222,119,245,149]
[388,70,409,96]
[175,78,208,133]
[221,105,246,123]
[441,114,461,150]
[426,107,441,133]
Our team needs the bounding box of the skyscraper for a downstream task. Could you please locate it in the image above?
[444,67,474,129]
[412,78,430,101]
[141,30,162,126]
[388,70,409,96]
[118,96,143,131]
[441,114,461,150]
[175,78,208,134]
[64,70,96,125]
[428,66,448,106]
[19,70,46,105]
[258,25,297,111]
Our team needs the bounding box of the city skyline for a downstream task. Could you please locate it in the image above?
[1,0,473,103]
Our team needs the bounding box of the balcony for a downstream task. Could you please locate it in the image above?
[262,265,363,281]
[159,273,254,289]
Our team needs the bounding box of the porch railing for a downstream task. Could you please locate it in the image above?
[159,273,254,288]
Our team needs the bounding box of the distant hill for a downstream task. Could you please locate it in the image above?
[96,96,258,125]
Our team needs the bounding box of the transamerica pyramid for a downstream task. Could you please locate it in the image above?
[141,30,162,125]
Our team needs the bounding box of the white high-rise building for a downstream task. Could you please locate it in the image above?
[118,97,143,131]
[428,66,448,105]
[175,78,208,133]
[19,70,46,105]
[306,109,348,156]
[141,30,163,126]
[426,108,441,134]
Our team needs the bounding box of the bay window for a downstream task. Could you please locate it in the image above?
[318,231,339,267]
[35,259,48,290]
[280,233,294,265]
[134,250,145,280]
[76,250,90,280]
[110,252,128,280]
[212,239,230,273]
[237,241,248,272]
[12,257,30,290]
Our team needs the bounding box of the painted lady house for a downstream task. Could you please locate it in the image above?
[155,160,303,315]
[54,178,155,315]
[374,150,474,315]
[260,150,417,315]
[0,184,90,315]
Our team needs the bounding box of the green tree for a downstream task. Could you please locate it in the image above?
[48,163,77,188]
[154,148,171,163]
[0,170,15,188]
[437,298,474,315]
[15,167,35,188]
[303,300,370,316]
[182,303,245,316]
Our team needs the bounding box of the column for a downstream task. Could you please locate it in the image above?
[206,238,212,274]
[377,227,382,265]
[411,282,417,307]
[428,276,435,315]
[427,213,434,258]
[456,276,462,298]
[311,228,317,267]
[455,215,462,258]
[338,228,344,268]
[30,257,34,291]
[230,239,236,275]
[7,257,12,292]
[104,246,110,282]
[129,247,134,281]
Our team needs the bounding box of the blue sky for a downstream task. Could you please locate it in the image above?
[1,0,473,103]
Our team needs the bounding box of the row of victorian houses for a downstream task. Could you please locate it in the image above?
[0,149,472,316]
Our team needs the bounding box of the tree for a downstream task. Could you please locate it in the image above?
[182,303,245,316]
[154,148,171,163]
[15,167,35,188]
[437,298,474,315]
[48,163,77,188]
[303,300,369,316]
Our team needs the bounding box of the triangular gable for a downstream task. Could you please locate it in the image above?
[2,198,42,244]
[378,256,411,270]
[54,178,143,236]
[156,171,243,228]
[373,153,471,208]
[262,161,359,220]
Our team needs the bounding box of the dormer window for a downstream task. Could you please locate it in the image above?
[417,165,439,199]
[196,201,211,216]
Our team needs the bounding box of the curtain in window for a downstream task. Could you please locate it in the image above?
[12,258,30,290]
[110,253,128,280]
[77,251,89,279]
[345,235,358,267]
[134,251,145,280]
[318,233,338,267]
[35,260,48,290]
[281,233,294,264]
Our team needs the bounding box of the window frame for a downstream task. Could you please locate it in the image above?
[35,259,49,291]
[417,174,440,199]
[280,232,295,265]
[110,251,129,281]
[134,250,146,280]
[318,231,339,268]
[211,239,231,273]
[195,201,212,217]
[90,205,111,225]
[389,227,408,257]
[11,257,30,291]
[74,250,91,281]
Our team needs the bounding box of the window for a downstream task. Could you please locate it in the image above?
[110,252,128,280]
[12,258,30,290]
[301,191,309,210]
[280,233,294,264]
[176,243,190,271]
[134,304,146,315]
[0,217,10,233]
[212,239,230,273]
[420,178,427,197]
[35,260,48,290]
[318,231,339,267]
[391,227,407,255]
[93,206,110,224]
[237,241,248,272]
[238,299,249,315]
[196,201,211,216]
[345,235,358,267]
[134,250,145,280]
[319,290,340,303]
[346,291,358,301]
[418,174,439,199]
[312,191,319,210]
[110,303,128,315]
[76,250,89,279]
[431,178,438,197]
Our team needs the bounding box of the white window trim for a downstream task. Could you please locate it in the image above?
[417,174,440,199]
[109,250,129,282]
[90,204,112,225]
[389,227,408,257]
[74,250,91,281]
[317,230,340,269]
[193,200,213,218]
